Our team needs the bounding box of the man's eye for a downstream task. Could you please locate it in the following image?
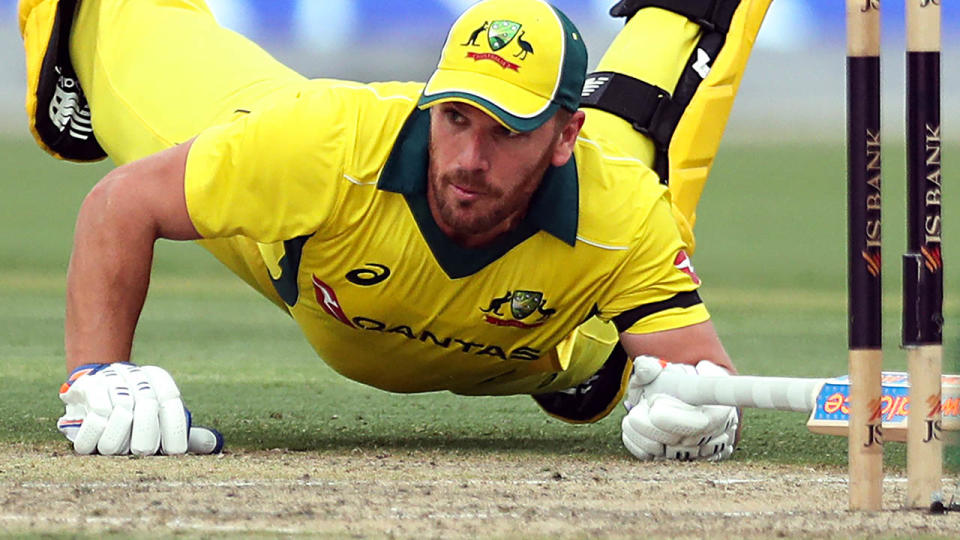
[446,110,466,125]
[499,127,522,139]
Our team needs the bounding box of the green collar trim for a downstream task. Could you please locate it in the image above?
[377,109,579,278]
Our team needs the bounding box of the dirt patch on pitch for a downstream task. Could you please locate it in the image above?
[1,443,958,538]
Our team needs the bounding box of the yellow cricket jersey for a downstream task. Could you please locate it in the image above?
[184,79,709,396]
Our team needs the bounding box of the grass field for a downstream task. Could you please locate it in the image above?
[2,136,959,536]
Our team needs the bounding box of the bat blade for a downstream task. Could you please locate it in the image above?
[806,372,958,442]
[647,369,960,441]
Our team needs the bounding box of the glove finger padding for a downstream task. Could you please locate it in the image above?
[646,394,710,437]
[96,365,135,455]
[124,364,161,456]
[623,398,685,445]
[621,427,659,461]
[663,444,702,461]
[188,426,225,455]
[625,356,697,410]
[72,412,108,455]
[699,432,734,460]
[624,355,665,410]
[621,408,669,455]
[675,405,735,446]
[681,360,739,452]
[695,359,731,378]
[142,365,188,455]
[57,365,101,445]
[61,373,112,455]
[629,355,665,386]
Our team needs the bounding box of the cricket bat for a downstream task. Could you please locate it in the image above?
[643,370,958,443]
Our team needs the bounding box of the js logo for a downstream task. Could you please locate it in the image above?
[923,393,943,442]
[923,419,942,442]
[861,0,879,12]
[864,424,884,447]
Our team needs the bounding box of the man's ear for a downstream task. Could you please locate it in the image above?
[551,110,585,167]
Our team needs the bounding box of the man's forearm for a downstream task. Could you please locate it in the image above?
[65,171,157,373]
[63,141,199,374]
[619,320,736,374]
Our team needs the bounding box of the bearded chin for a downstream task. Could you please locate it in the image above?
[426,137,556,243]
[431,172,509,236]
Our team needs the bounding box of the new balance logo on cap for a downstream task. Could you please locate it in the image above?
[581,75,609,98]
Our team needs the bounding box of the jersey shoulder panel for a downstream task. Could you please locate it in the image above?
[573,134,670,250]
[185,85,353,241]
[307,80,424,180]
[184,81,423,242]
[305,81,425,238]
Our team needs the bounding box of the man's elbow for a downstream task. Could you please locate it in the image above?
[78,150,200,242]
[76,168,159,244]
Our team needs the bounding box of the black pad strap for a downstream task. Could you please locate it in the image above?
[616,0,740,33]
[579,28,726,184]
[580,72,684,149]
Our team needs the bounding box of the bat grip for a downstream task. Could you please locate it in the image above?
[650,372,821,413]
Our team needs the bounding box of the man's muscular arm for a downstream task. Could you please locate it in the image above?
[57,140,225,456]
[66,140,200,373]
[618,320,735,374]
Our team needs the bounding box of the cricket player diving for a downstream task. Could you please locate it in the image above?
[19,0,773,459]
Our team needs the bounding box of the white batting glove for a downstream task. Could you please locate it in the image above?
[57,363,224,456]
[621,356,738,461]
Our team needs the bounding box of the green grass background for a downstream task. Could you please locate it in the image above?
[1,136,958,470]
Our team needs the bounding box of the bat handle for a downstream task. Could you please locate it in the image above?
[649,372,821,413]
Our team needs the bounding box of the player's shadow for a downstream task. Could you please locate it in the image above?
[187,381,626,456]
[217,413,625,456]
[243,433,626,457]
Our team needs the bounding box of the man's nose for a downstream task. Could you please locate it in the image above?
[456,132,490,172]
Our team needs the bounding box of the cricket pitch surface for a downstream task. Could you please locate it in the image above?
[2,444,958,538]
